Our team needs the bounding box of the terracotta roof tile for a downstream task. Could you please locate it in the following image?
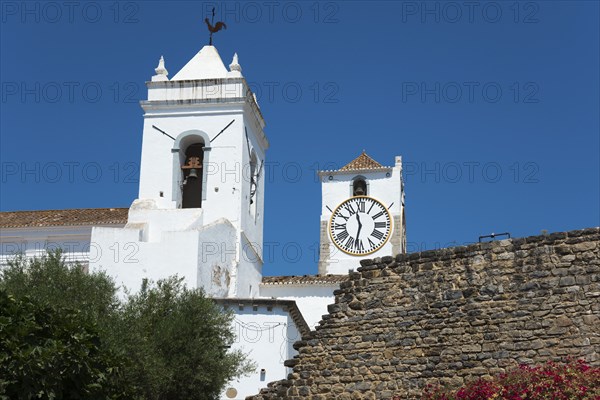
[0,208,128,229]
[339,151,384,171]
[261,275,347,285]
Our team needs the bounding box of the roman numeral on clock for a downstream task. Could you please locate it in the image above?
[367,201,375,214]
[342,203,356,215]
[345,236,355,249]
[374,222,387,229]
[355,239,364,252]
[337,213,349,221]
[372,211,384,220]
[357,200,365,213]
[371,229,384,240]
[337,230,349,241]
[334,223,346,230]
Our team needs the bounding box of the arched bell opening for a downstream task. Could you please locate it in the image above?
[352,177,368,196]
[181,143,204,208]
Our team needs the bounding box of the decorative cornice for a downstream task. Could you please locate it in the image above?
[146,77,245,89]
[261,274,347,286]
[317,167,392,176]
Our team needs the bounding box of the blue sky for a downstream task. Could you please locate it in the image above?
[1,1,599,276]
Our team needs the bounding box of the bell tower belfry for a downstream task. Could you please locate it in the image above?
[137,47,267,229]
[317,152,406,275]
[91,46,268,298]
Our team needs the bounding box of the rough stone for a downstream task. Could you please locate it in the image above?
[247,228,600,400]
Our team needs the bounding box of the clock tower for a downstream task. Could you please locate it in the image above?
[317,152,406,275]
[90,46,268,298]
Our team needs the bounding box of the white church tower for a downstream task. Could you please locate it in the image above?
[317,152,406,274]
[90,46,268,298]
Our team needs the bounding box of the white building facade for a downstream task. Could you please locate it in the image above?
[318,152,406,275]
[0,42,406,400]
[90,45,267,299]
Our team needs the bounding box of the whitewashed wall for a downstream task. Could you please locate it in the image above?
[220,303,301,400]
[0,225,121,268]
[259,284,338,329]
[318,157,404,274]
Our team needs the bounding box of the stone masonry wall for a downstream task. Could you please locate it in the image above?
[248,228,600,399]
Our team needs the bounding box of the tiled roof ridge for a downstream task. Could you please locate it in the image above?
[339,151,384,171]
[1,206,126,214]
[0,207,129,228]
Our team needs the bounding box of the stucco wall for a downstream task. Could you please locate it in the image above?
[317,159,405,275]
[0,226,97,267]
[222,303,301,400]
[259,285,339,329]
[248,227,600,399]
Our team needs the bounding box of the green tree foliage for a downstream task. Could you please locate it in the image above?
[116,277,254,400]
[0,251,253,400]
[0,291,128,399]
[1,251,119,325]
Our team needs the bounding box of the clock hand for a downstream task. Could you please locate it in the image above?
[355,213,362,239]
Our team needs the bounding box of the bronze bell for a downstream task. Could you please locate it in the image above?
[353,179,367,196]
[188,168,199,179]
[182,156,202,180]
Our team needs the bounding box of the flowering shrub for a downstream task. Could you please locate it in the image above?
[421,359,600,400]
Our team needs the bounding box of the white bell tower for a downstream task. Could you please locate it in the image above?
[317,152,406,275]
[91,46,268,298]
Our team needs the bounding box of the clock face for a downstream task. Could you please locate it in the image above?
[328,196,392,256]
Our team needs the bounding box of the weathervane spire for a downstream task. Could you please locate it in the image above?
[204,7,227,46]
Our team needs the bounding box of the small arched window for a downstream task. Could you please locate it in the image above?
[181,142,204,208]
[353,177,367,196]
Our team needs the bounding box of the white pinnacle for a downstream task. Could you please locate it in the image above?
[152,55,169,82]
[229,53,242,73]
[155,56,168,76]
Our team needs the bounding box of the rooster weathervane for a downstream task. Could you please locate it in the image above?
[205,8,227,46]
